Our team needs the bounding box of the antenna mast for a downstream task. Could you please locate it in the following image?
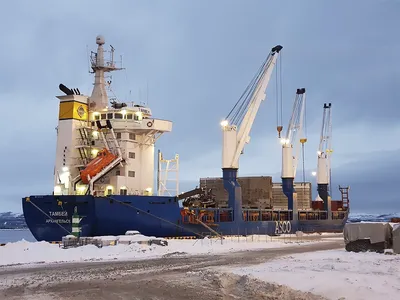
[89,35,124,110]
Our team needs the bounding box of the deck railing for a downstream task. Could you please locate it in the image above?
[181,207,348,224]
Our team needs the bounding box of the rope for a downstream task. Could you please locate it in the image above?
[231,59,268,125]
[301,142,306,209]
[29,196,210,239]
[105,196,208,238]
[226,58,266,121]
[275,59,279,128]
[28,200,72,236]
[226,53,273,127]
[275,54,283,130]
[279,53,283,127]
[29,195,213,239]
[302,94,307,208]
[304,93,307,138]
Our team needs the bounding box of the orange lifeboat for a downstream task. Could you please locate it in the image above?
[80,148,117,184]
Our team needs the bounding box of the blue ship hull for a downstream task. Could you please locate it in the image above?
[22,195,348,242]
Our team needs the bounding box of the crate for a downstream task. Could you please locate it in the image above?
[200,176,273,208]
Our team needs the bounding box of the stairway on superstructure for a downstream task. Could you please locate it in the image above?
[76,125,92,170]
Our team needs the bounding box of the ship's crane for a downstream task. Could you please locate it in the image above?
[280,88,307,217]
[316,103,332,212]
[220,45,283,221]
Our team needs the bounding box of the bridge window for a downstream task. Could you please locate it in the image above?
[120,189,127,195]
[107,113,113,119]
[116,132,121,139]
[101,114,106,120]
[94,114,100,120]
[115,113,123,119]
[129,133,136,140]
[129,152,135,159]
[127,113,133,120]
[128,171,135,177]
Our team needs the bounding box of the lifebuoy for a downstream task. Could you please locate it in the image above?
[147,121,153,127]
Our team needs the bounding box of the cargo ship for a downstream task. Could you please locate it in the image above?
[22,36,349,242]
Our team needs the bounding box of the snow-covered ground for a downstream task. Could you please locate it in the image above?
[228,249,400,300]
[0,234,330,267]
[4,232,399,300]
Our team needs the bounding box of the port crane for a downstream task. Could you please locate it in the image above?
[316,103,332,213]
[280,88,307,218]
[220,45,283,221]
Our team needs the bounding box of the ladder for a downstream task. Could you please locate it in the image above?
[95,120,122,158]
[339,185,350,209]
[76,127,91,167]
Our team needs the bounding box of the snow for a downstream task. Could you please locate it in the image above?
[0,235,321,267]
[229,249,400,300]
[125,230,140,235]
[117,235,149,242]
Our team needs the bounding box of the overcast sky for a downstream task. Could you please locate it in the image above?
[0,0,399,214]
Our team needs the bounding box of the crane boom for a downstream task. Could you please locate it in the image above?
[219,44,282,222]
[281,88,306,216]
[281,88,307,179]
[316,103,332,214]
[221,45,283,169]
[317,103,332,185]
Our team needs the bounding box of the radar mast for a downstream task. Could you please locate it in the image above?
[89,35,123,110]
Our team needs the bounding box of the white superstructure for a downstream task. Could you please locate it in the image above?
[53,35,172,197]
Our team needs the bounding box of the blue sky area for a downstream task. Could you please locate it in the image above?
[0,0,399,214]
